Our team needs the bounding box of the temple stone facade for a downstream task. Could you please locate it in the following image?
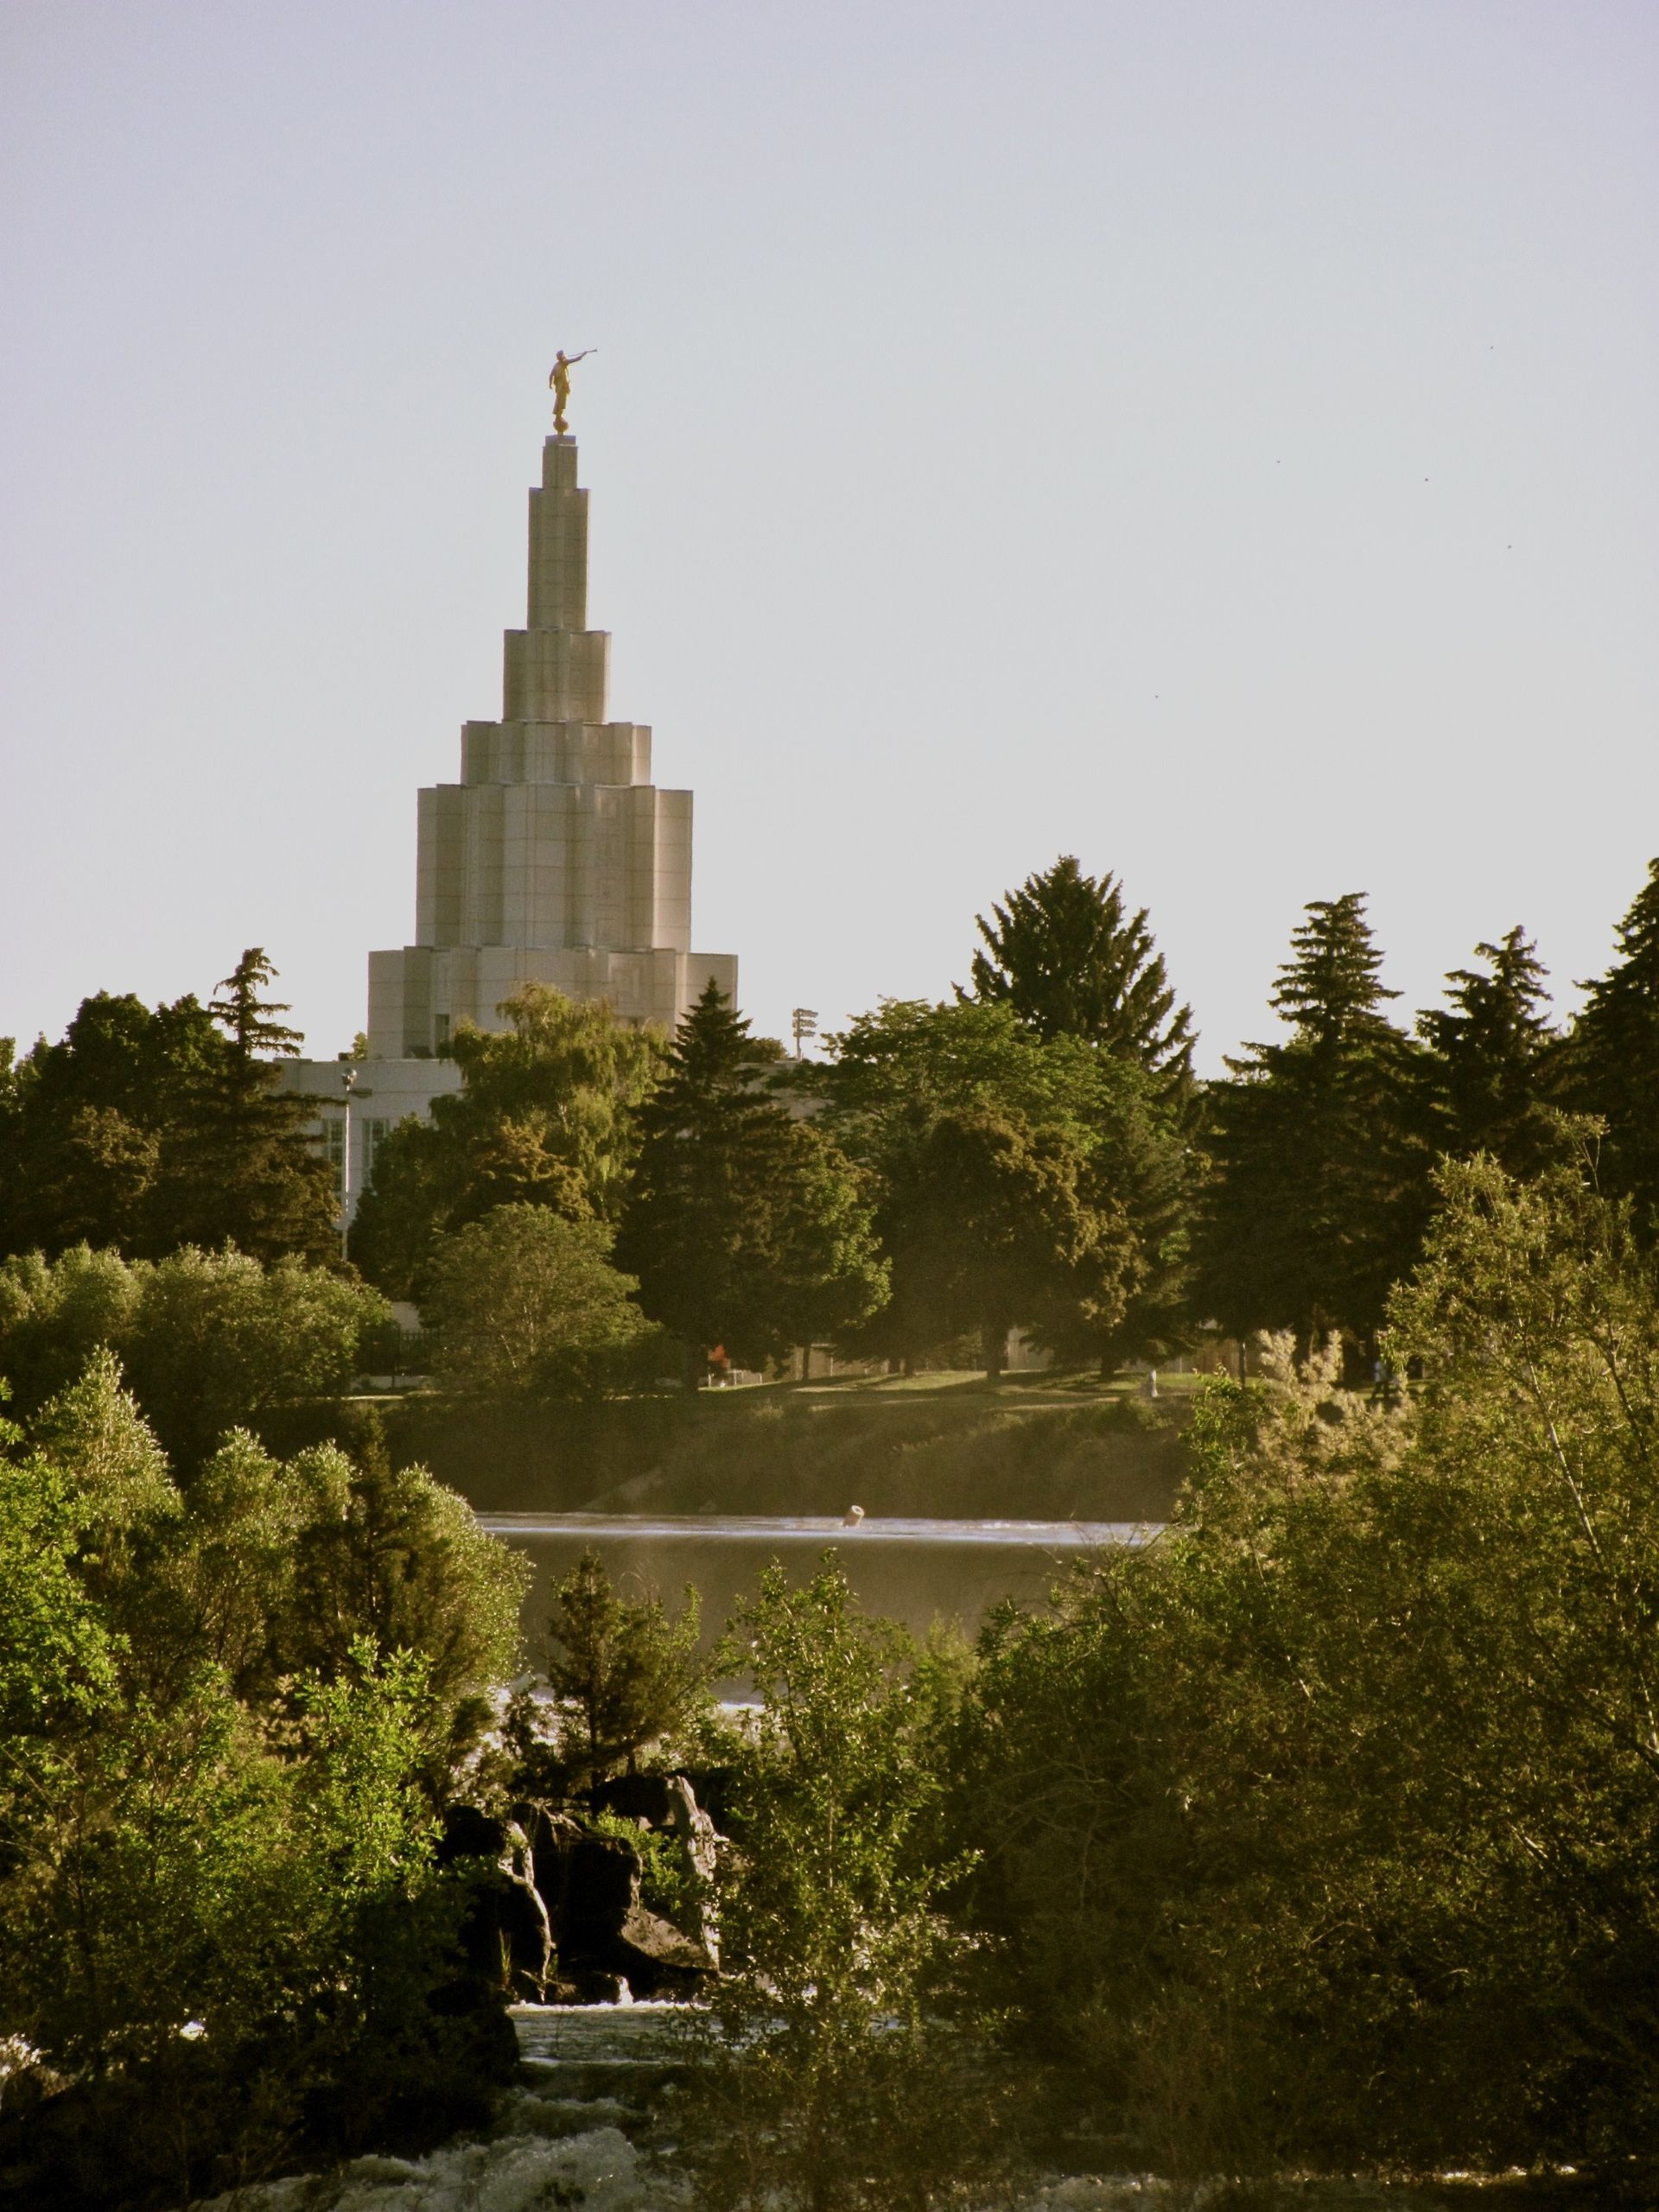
[366,434,736,1055]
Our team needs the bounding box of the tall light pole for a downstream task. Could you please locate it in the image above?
[338,1065,359,1262]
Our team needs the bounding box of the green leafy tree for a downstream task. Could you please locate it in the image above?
[683,1559,996,2211]
[1566,855,1659,1218]
[0,1360,525,2202]
[1418,925,1564,1175]
[967,853,1195,1094]
[875,1105,1129,1379]
[543,1548,708,1784]
[350,983,668,1296]
[1196,893,1432,1353]
[617,983,886,1379]
[818,998,1163,1373]
[422,1203,652,1401]
[957,1154,1659,2178]
[0,988,227,1260]
[0,1242,391,1469]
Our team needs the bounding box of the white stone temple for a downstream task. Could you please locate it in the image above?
[280,426,737,1222]
[371,431,736,1053]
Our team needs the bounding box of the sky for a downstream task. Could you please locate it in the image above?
[2,0,1656,1072]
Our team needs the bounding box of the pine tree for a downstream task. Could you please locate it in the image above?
[964,859,1198,1363]
[967,855,1196,1090]
[169,950,339,1264]
[1566,859,1659,1219]
[1197,894,1432,1352]
[1418,926,1563,1176]
[615,983,885,1377]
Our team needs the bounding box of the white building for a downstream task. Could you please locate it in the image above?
[281,426,737,1223]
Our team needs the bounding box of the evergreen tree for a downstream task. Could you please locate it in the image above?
[169,950,339,1264]
[967,854,1195,1091]
[1197,894,1432,1352]
[1565,857,1659,1218]
[963,860,1198,1362]
[1418,926,1563,1176]
[615,983,885,1378]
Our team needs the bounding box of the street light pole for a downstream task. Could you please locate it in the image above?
[339,1065,358,1262]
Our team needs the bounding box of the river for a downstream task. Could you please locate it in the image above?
[477,1511,1161,1644]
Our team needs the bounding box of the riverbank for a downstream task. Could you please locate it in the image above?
[300,1371,1198,1522]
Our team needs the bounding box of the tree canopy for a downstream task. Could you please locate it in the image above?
[966,853,1195,1091]
[1196,893,1432,1351]
[350,984,666,1297]
[1565,855,1659,1219]
[616,983,886,1376]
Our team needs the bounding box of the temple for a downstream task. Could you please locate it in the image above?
[368,433,736,1053]
[279,427,736,1221]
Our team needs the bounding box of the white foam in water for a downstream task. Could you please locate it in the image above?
[190,2126,681,2211]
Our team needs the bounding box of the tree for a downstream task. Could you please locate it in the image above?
[1196,894,1432,1353]
[1566,856,1659,1219]
[0,1243,391,1470]
[875,1105,1129,1379]
[0,988,227,1260]
[1417,925,1564,1176]
[683,1560,995,2211]
[817,998,1161,1373]
[0,1358,525,2202]
[957,1156,1659,2178]
[168,950,340,1264]
[350,984,667,1297]
[616,983,886,1378]
[422,1204,652,1401]
[967,853,1195,1094]
[543,1548,708,1784]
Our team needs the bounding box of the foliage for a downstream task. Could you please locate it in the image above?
[1196,892,1433,1352]
[350,984,668,1297]
[1417,924,1566,1175]
[956,1154,1659,2181]
[873,1104,1129,1377]
[966,852,1195,1096]
[422,1203,654,1401]
[0,1358,524,2205]
[1565,853,1659,1220]
[0,968,334,1267]
[617,983,887,1375]
[543,1547,709,1783]
[682,1559,1000,2211]
[817,997,1177,1372]
[0,1241,391,1468]
[164,950,340,1264]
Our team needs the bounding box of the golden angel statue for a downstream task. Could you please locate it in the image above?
[549,348,594,435]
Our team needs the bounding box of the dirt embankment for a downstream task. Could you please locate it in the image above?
[357,1380,1192,1522]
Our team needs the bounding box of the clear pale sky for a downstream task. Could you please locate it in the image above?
[3,1,1656,1071]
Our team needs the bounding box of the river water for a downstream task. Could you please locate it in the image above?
[477,1512,1160,1646]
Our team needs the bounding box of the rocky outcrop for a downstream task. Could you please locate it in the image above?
[443,1780,721,2004]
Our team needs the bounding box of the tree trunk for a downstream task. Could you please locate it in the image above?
[983,1323,1007,1382]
